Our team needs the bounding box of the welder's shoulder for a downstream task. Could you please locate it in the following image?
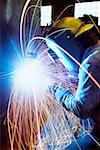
[86,49,100,82]
[81,48,100,78]
[88,50,100,67]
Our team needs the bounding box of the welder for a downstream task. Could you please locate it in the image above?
[46,17,100,149]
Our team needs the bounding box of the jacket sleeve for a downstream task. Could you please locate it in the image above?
[55,56,100,119]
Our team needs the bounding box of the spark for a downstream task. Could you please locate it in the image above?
[7,40,78,149]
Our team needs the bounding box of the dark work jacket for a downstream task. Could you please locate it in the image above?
[55,43,100,137]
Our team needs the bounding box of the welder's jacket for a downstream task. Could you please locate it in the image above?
[55,44,100,137]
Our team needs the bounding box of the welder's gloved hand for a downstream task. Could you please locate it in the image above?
[51,85,73,106]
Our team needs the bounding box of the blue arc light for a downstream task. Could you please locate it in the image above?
[14,59,51,92]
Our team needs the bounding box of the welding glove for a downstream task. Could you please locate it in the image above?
[51,84,75,111]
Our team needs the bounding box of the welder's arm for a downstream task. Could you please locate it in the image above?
[54,61,100,119]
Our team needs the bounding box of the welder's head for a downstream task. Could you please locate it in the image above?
[46,17,99,73]
[77,14,100,46]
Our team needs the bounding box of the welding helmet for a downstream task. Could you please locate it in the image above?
[55,17,94,37]
[46,17,94,73]
[55,17,95,48]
